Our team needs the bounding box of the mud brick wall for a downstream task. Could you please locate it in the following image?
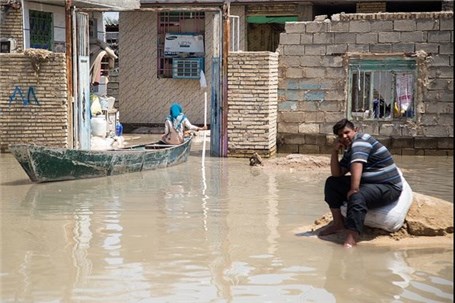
[227,51,278,158]
[277,11,453,156]
[0,53,68,152]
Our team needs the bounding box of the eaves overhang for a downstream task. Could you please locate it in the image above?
[26,0,140,10]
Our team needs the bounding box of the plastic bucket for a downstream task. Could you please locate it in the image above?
[91,115,107,137]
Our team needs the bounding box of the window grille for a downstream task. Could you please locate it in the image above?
[29,10,53,51]
[348,58,417,120]
[172,58,204,79]
[157,12,205,78]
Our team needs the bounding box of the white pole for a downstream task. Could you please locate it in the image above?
[202,89,207,159]
[204,91,207,128]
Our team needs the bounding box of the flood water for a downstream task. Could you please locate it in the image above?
[0,140,453,302]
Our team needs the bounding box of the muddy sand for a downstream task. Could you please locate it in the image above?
[262,154,454,248]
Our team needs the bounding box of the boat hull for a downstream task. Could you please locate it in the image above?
[9,138,192,183]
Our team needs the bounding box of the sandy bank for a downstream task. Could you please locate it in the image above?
[262,154,454,248]
[295,192,453,248]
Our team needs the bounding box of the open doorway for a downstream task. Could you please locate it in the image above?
[246,15,297,52]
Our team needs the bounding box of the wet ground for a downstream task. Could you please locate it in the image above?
[0,136,453,302]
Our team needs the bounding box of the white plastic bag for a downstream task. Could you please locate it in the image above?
[90,95,102,116]
[341,169,413,232]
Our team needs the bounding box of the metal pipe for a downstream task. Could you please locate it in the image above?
[71,6,79,149]
[210,11,222,157]
[20,0,25,50]
[65,0,73,148]
[221,1,230,157]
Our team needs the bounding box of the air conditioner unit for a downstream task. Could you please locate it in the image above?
[0,37,16,53]
[172,57,204,79]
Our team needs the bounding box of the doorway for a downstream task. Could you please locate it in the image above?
[246,15,297,52]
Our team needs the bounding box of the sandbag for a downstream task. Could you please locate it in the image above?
[341,170,413,232]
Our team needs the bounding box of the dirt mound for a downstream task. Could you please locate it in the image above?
[266,154,453,247]
[266,154,331,169]
[406,192,454,236]
[296,192,453,247]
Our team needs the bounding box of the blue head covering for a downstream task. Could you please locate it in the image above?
[169,103,182,121]
[167,103,186,130]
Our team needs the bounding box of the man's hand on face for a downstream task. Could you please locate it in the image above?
[334,138,344,152]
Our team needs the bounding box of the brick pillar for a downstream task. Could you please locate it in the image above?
[227,51,278,158]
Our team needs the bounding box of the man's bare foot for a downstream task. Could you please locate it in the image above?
[319,223,344,236]
[343,230,359,248]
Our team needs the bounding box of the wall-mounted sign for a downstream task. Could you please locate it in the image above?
[164,33,204,58]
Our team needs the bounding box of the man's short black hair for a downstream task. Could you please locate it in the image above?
[333,119,355,135]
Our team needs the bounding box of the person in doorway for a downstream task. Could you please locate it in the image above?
[161,103,206,145]
[320,118,402,247]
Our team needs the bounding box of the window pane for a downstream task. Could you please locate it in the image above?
[30,10,53,51]
[372,71,393,118]
[351,72,370,112]
[395,73,415,118]
[349,59,416,120]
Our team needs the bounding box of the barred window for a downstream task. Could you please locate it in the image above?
[29,10,53,51]
[157,12,205,78]
[348,58,417,120]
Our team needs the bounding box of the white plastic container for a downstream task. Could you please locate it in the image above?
[91,115,107,137]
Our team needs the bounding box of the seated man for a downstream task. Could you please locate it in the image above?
[320,119,402,247]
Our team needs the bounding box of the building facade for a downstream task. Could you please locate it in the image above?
[1,0,453,156]
[0,0,139,151]
[117,1,453,156]
[277,11,453,156]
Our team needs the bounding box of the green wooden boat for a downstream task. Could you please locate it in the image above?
[9,137,192,183]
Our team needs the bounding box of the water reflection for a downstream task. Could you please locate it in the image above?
[394,155,453,203]
[323,247,453,303]
[0,152,453,302]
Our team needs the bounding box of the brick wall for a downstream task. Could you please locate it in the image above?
[0,1,23,52]
[227,51,278,158]
[277,11,453,156]
[356,2,387,13]
[0,53,68,152]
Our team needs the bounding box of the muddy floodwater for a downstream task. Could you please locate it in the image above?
[0,140,453,302]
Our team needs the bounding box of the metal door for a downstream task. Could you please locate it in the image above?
[75,12,91,149]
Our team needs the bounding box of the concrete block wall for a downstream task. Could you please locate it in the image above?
[277,11,453,156]
[227,51,278,158]
[0,53,68,152]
